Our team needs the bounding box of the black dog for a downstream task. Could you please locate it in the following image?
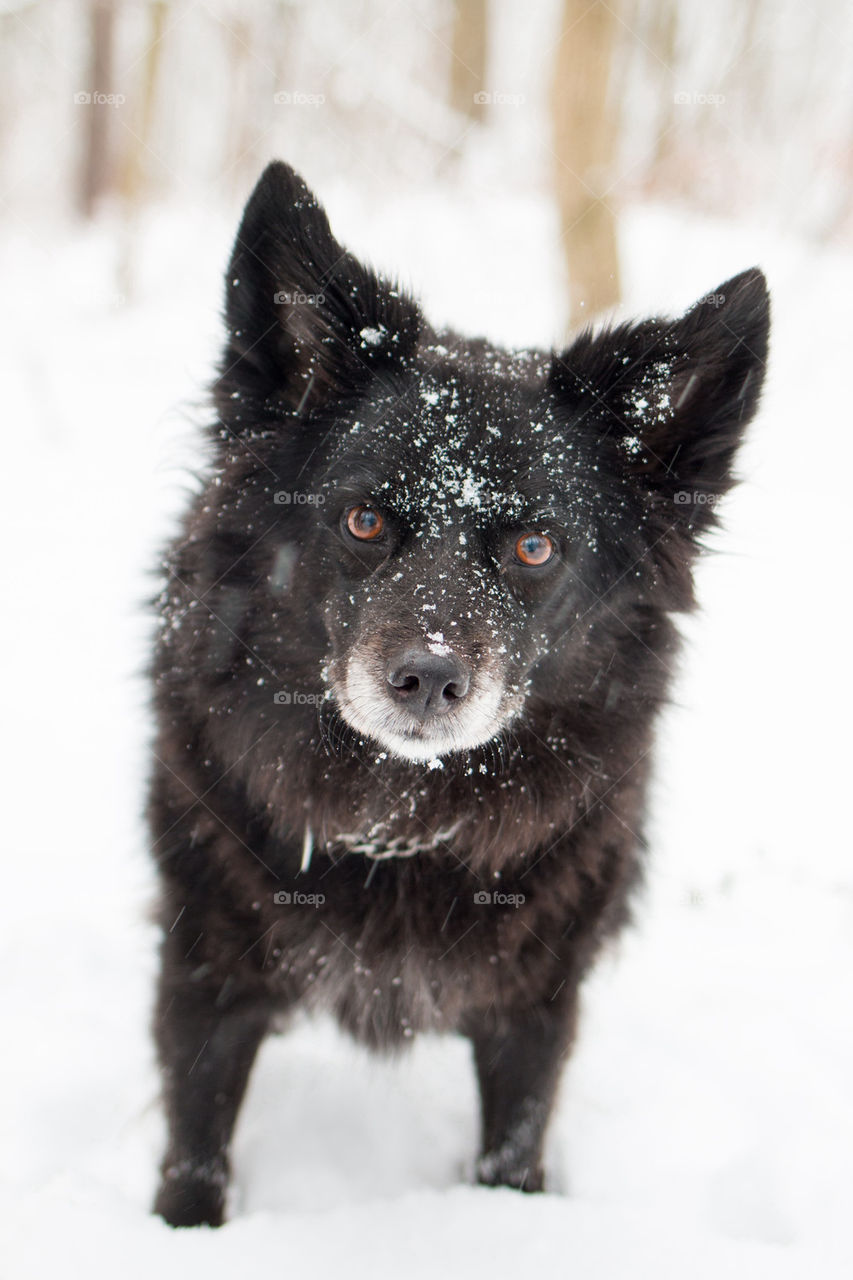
[150,161,769,1226]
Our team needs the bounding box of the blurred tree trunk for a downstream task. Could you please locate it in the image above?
[448,0,487,119]
[552,0,621,327]
[648,0,679,171]
[119,0,168,212]
[223,14,257,192]
[78,0,116,217]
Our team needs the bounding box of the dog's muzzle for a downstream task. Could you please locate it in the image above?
[334,634,511,762]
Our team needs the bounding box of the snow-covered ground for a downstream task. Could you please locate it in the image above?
[1,184,851,1278]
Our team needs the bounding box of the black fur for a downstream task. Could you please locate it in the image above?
[150,161,770,1226]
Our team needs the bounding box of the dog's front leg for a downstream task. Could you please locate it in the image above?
[153,962,270,1227]
[468,991,578,1192]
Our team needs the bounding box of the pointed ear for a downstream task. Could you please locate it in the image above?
[215,162,421,421]
[550,269,770,529]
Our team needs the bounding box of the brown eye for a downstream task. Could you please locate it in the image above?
[346,505,384,541]
[514,532,554,566]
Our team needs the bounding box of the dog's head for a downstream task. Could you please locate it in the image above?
[214,163,770,764]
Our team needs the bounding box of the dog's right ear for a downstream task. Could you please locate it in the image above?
[215,162,420,421]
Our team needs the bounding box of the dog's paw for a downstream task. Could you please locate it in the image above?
[153,1157,228,1227]
[475,1150,545,1193]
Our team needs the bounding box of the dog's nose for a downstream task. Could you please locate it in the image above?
[386,646,471,719]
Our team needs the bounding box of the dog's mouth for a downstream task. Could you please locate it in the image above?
[333,644,514,763]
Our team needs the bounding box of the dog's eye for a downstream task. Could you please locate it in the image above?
[514,532,554,567]
[346,505,384,541]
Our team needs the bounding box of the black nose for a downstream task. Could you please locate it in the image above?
[386,646,471,720]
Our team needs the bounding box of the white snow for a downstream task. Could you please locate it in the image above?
[359,324,386,348]
[0,190,851,1279]
[425,630,451,656]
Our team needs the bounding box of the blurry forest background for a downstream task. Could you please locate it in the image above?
[3,0,852,326]
[3,5,853,1275]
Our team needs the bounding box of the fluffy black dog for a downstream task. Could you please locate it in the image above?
[150,161,769,1226]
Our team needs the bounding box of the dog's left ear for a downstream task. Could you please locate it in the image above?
[550,269,770,526]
